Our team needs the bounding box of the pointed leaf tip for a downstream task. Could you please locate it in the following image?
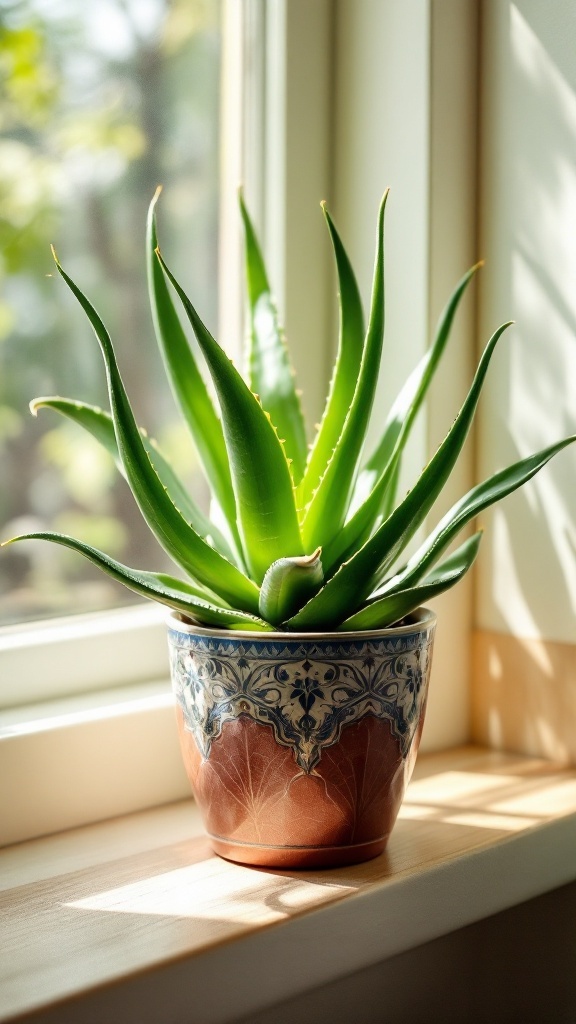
[259,547,324,625]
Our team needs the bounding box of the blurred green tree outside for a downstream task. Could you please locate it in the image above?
[0,0,222,624]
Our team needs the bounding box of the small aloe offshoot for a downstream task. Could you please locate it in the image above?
[4,190,575,632]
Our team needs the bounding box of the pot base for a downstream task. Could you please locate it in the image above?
[209,833,387,869]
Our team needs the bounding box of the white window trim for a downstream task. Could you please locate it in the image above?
[1,0,480,846]
[0,605,168,708]
[221,0,335,427]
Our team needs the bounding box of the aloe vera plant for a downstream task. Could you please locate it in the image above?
[4,190,575,632]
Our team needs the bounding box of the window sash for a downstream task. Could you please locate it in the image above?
[0,605,168,709]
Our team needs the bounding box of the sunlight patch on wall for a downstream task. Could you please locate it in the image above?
[477,1,576,642]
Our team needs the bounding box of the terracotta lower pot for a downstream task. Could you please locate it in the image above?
[168,608,436,869]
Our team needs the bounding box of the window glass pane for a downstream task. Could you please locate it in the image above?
[0,0,221,625]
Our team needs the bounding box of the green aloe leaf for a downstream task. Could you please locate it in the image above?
[30,396,237,564]
[339,531,482,631]
[156,250,304,585]
[51,250,260,613]
[302,191,389,551]
[327,262,483,572]
[377,434,576,596]
[297,203,365,508]
[147,189,239,547]
[239,192,308,483]
[259,548,324,626]
[2,533,272,630]
[286,321,511,630]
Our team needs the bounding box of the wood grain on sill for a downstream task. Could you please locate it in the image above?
[2,745,576,1023]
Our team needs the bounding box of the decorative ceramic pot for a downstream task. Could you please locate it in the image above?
[168,608,436,869]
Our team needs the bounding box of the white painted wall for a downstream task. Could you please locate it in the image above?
[477,0,576,644]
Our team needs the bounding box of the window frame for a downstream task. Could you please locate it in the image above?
[0,0,339,845]
[1,0,481,846]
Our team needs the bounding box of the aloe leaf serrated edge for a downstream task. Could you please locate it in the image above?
[286,321,512,630]
[377,434,576,598]
[325,262,483,573]
[340,531,483,631]
[30,396,237,565]
[155,248,304,585]
[146,189,240,556]
[1,533,272,630]
[239,190,308,484]
[297,202,365,510]
[301,190,389,550]
[50,248,260,613]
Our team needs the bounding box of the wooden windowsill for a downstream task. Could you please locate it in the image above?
[3,745,576,1024]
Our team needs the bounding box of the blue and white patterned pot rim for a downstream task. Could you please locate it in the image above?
[166,606,436,643]
[167,608,436,771]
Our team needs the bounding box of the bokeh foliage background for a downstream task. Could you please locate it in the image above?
[0,0,221,624]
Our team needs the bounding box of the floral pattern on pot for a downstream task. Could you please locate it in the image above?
[168,618,435,773]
